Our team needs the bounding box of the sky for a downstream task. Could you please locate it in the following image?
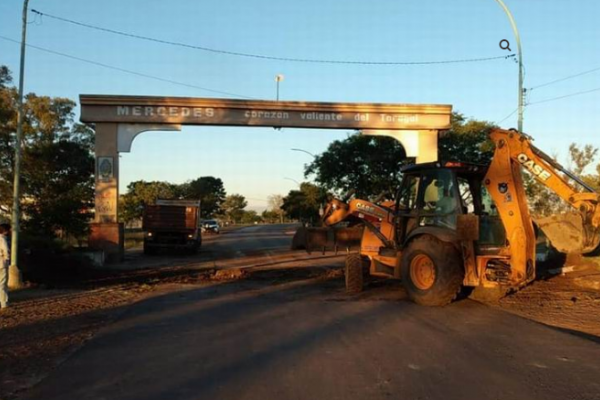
[1,0,599,212]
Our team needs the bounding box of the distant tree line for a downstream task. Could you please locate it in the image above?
[118,178,259,225]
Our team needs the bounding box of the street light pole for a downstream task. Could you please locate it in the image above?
[8,0,29,288]
[494,0,524,132]
[275,74,284,101]
[284,177,301,186]
[290,148,316,158]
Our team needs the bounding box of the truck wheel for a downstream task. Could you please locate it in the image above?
[345,253,368,294]
[401,236,463,306]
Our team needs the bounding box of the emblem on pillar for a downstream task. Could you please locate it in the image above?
[98,157,114,182]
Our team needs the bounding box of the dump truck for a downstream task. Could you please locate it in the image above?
[311,129,600,306]
[142,199,202,255]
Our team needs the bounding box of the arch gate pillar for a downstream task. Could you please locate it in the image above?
[362,130,438,163]
[89,123,180,262]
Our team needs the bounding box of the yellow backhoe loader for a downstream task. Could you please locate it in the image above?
[315,128,600,306]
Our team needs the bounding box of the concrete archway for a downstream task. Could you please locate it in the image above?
[80,95,452,261]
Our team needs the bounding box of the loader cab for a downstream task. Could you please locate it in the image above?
[395,161,506,252]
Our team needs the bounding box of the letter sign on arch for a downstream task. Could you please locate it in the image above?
[80,94,452,261]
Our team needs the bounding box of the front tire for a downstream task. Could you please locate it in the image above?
[345,253,368,294]
[401,236,463,306]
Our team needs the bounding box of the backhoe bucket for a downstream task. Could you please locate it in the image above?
[535,212,600,255]
[291,226,363,254]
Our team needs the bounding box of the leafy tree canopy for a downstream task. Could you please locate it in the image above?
[305,135,406,198]
[179,176,226,218]
[220,194,247,223]
[281,182,326,224]
[262,209,281,224]
[527,143,600,216]
[438,112,496,165]
[305,112,496,199]
[0,66,94,238]
[240,210,262,224]
[119,181,177,225]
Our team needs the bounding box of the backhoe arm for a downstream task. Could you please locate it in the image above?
[485,130,537,284]
[502,130,600,220]
[486,129,600,275]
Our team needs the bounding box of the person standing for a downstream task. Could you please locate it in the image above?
[0,223,10,310]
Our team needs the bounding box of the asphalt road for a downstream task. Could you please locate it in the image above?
[22,224,600,400]
[116,223,306,271]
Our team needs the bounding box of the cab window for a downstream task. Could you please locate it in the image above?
[419,169,457,229]
[457,177,475,214]
[420,169,457,215]
[397,174,420,211]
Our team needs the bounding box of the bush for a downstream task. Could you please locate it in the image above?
[19,234,95,285]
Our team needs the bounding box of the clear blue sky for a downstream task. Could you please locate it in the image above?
[1,0,599,211]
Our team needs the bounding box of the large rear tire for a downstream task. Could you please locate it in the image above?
[345,253,368,294]
[401,236,463,306]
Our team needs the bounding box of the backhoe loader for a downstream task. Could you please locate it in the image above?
[315,128,600,306]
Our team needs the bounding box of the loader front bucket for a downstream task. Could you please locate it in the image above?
[535,212,600,255]
[291,226,363,254]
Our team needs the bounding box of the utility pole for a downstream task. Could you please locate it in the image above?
[9,0,30,288]
[494,0,524,132]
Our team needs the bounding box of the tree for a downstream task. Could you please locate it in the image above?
[21,138,94,238]
[0,66,95,239]
[438,112,496,165]
[119,181,177,225]
[221,194,247,223]
[267,194,285,223]
[281,182,326,224]
[305,112,496,200]
[526,143,600,216]
[0,66,12,88]
[180,176,226,218]
[0,68,17,216]
[262,210,281,224]
[241,210,262,224]
[568,143,598,176]
[305,134,407,198]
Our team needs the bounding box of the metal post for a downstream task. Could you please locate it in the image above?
[494,0,524,132]
[9,0,29,288]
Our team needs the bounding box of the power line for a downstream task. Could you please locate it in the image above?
[495,108,518,125]
[529,65,600,91]
[528,86,600,105]
[0,35,257,99]
[31,9,516,66]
